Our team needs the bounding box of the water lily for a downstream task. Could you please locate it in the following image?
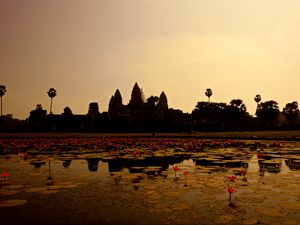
[228,175,236,182]
[227,186,237,203]
[240,169,247,181]
[173,165,180,177]
[182,171,189,179]
[134,150,141,156]
[0,171,10,181]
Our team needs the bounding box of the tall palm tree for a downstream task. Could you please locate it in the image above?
[254,95,261,105]
[0,85,7,116]
[47,88,57,114]
[205,88,213,103]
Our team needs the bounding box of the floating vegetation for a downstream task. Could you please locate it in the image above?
[255,207,288,217]
[0,137,299,224]
[0,199,27,207]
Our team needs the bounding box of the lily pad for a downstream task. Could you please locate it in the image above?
[255,207,288,217]
[281,220,299,225]
[280,202,300,210]
[242,218,258,225]
[24,187,48,193]
[214,215,236,224]
[40,190,59,195]
[0,190,20,196]
[0,199,27,207]
[4,185,24,190]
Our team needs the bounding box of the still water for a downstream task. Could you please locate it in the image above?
[1,141,300,225]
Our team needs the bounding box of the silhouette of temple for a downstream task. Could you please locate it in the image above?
[26,83,187,132]
[20,82,300,132]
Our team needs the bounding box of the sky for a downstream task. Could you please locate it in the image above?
[1,0,300,119]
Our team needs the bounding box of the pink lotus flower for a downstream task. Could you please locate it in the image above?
[134,150,141,156]
[227,186,237,203]
[182,171,189,179]
[227,186,236,193]
[173,165,180,171]
[0,171,10,181]
[173,165,180,177]
[228,175,236,182]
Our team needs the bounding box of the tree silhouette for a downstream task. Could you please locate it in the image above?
[205,88,212,102]
[283,101,299,123]
[62,107,73,116]
[229,99,246,113]
[228,99,247,129]
[256,100,280,128]
[146,96,159,109]
[47,88,57,114]
[256,101,279,118]
[254,95,261,105]
[0,85,7,116]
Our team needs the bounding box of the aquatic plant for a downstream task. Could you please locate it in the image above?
[182,171,189,180]
[227,186,237,204]
[0,171,10,181]
[240,169,247,181]
[173,165,180,177]
[228,175,236,182]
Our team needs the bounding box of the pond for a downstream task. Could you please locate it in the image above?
[0,138,300,225]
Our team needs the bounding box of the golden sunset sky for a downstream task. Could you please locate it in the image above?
[1,0,300,119]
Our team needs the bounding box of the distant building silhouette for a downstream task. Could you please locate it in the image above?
[22,83,300,132]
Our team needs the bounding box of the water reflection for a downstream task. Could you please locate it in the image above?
[107,156,178,173]
[46,161,54,185]
[30,161,46,169]
[285,158,300,171]
[62,160,72,168]
[86,158,101,172]
[258,160,282,173]
[1,153,297,181]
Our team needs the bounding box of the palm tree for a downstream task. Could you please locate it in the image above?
[47,88,57,114]
[0,85,7,116]
[254,95,261,105]
[205,88,212,103]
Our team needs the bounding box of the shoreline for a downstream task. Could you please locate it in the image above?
[1,130,300,141]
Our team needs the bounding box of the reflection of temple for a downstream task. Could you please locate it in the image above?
[107,156,184,173]
[258,160,282,173]
[86,158,100,172]
[285,159,300,171]
[30,161,46,169]
[62,160,72,168]
[193,158,248,168]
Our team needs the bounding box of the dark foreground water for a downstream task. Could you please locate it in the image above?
[0,138,300,225]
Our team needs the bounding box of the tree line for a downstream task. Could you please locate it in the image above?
[0,83,299,132]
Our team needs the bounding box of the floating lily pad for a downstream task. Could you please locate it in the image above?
[24,187,48,193]
[0,199,27,207]
[148,207,172,213]
[0,190,21,196]
[40,190,59,195]
[239,196,264,203]
[4,185,24,190]
[242,218,258,225]
[214,215,236,224]
[280,202,300,210]
[255,207,288,217]
[281,220,299,225]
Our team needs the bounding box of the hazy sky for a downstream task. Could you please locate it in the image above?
[1,0,300,119]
